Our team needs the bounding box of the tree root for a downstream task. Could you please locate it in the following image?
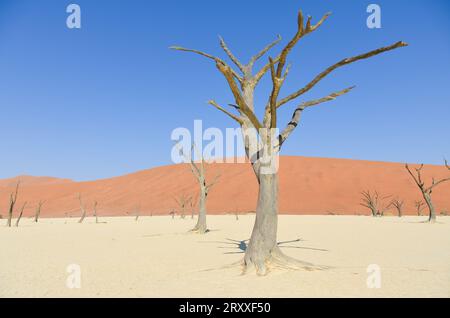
[189,224,209,234]
[242,247,327,276]
[189,228,209,234]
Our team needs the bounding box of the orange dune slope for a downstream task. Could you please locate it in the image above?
[0,156,449,218]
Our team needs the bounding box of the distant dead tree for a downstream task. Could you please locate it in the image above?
[93,201,99,223]
[134,204,141,222]
[6,182,20,227]
[172,8,406,274]
[415,200,425,216]
[360,190,391,217]
[174,194,191,219]
[176,143,220,233]
[15,201,27,227]
[169,210,175,219]
[390,198,404,217]
[34,200,45,223]
[405,161,450,223]
[78,194,87,223]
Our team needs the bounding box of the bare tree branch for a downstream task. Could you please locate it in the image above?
[277,41,408,108]
[208,100,243,124]
[254,11,330,87]
[405,163,424,189]
[276,86,354,149]
[219,36,245,73]
[428,176,450,191]
[169,46,243,82]
[249,35,282,66]
[215,62,263,129]
[206,172,221,190]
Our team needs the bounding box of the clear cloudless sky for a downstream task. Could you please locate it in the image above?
[0,0,449,181]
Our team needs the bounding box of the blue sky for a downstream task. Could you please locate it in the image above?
[0,0,449,181]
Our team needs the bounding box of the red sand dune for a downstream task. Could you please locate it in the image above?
[0,156,449,218]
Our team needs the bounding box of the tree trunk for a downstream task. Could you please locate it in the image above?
[423,192,436,223]
[15,210,24,227]
[244,173,279,275]
[7,208,13,227]
[192,186,207,233]
[34,206,41,222]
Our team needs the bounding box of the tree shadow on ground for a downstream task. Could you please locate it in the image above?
[200,238,329,255]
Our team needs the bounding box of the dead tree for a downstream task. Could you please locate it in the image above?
[406,161,450,223]
[177,143,220,233]
[172,9,406,274]
[78,194,87,224]
[6,182,20,227]
[174,194,191,219]
[34,200,45,223]
[360,190,390,217]
[15,201,27,227]
[415,200,425,216]
[134,204,141,222]
[93,201,99,223]
[390,198,404,217]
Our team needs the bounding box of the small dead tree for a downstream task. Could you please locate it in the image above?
[78,194,87,224]
[134,204,141,222]
[174,194,191,219]
[415,200,425,216]
[172,9,406,274]
[15,201,27,227]
[390,198,404,217]
[360,190,390,217]
[406,161,450,223]
[177,143,220,233]
[34,200,45,223]
[6,182,20,227]
[169,210,175,219]
[93,201,99,223]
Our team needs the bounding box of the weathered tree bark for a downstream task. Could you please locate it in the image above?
[34,200,45,223]
[78,194,87,224]
[6,182,20,227]
[244,173,278,274]
[15,202,27,227]
[172,9,406,274]
[423,192,436,223]
[192,186,208,233]
[406,162,450,223]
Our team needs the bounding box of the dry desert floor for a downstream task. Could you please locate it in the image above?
[1,215,449,297]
